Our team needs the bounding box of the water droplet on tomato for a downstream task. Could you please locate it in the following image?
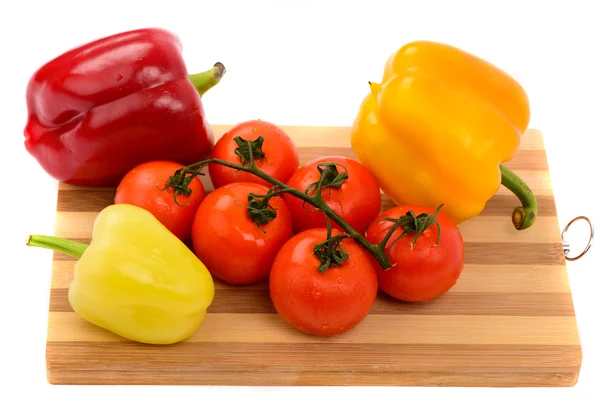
[321,324,330,330]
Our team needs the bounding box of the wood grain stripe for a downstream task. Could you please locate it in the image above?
[46,342,581,369]
[48,288,576,316]
[298,148,548,170]
[57,168,553,196]
[382,194,557,217]
[56,189,116,212]
[209,126,547,151]
[47,312,581,345]
[50,262,570,292]
[51,211,562,243]
[51,241,566,265]
[457,217,561,243]
[45,367,580,387]
[465,242,564,265]
[56,189,557,216]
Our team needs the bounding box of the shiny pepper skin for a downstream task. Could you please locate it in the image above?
[27,204,216,344]
[23,28,224,187]
[350,40,534,227]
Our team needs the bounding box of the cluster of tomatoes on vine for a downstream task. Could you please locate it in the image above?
[114,120,464,337]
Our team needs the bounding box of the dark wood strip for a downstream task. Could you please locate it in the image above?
[382,194,557,217]
[53,241,566,265]
[373,291,575,316]
[465,242,565,265]
[56,189,116,212]
[49,288,575,316]
[57,188,557,214]
[46,342,581,370]
[480,194,556,217]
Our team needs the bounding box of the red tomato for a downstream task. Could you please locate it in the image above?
[269,228,379,336]
[191,182,293,285]
[114,160,206,241]
[283,156,381,234]
[365,205,464,302]
[209,120,299,189]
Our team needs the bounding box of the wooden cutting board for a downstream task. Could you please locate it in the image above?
[45,125,581,387]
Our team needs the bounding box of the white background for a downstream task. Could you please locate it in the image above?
[1,0,599,406]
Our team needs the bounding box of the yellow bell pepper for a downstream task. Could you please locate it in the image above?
[351,40,537,230]
[27,204,215,344]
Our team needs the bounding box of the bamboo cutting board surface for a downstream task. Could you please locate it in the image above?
[46,125,582,387]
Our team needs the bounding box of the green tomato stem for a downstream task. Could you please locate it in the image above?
[26,235,88,259]
[174,157,396,270]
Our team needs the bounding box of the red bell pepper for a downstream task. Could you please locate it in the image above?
[23,28,225,186]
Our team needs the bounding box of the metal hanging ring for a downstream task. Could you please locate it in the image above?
[561,216,594,261]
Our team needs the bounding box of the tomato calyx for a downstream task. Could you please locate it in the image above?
[245,186,282,231]
[245,185,299,232]
[234,136,266,166]
[161,166,205,206]
[313,220,351,272]
[379,204,444,250]
[313,235,350,272]
[305,163,348,197]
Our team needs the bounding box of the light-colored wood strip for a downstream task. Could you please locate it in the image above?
[452,264,570,292]
[47,312,581,346]
[52,212,561,243]
[456,216,561,243]
[46,342,582,370]
[50,262,570,293]
[214,125,354,148]
[282,148,548,170]
[54,212,97,238]
[210,125,546,151]
[58,170,554,196]
[45,366,580,387]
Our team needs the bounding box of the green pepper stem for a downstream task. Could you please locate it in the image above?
[500,164,538,230]
[26,235,88,259]
[188,62,226,97]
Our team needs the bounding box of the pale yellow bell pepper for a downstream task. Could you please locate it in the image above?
[27,204,215,344]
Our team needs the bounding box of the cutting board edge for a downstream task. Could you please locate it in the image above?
[45,364,581,387]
